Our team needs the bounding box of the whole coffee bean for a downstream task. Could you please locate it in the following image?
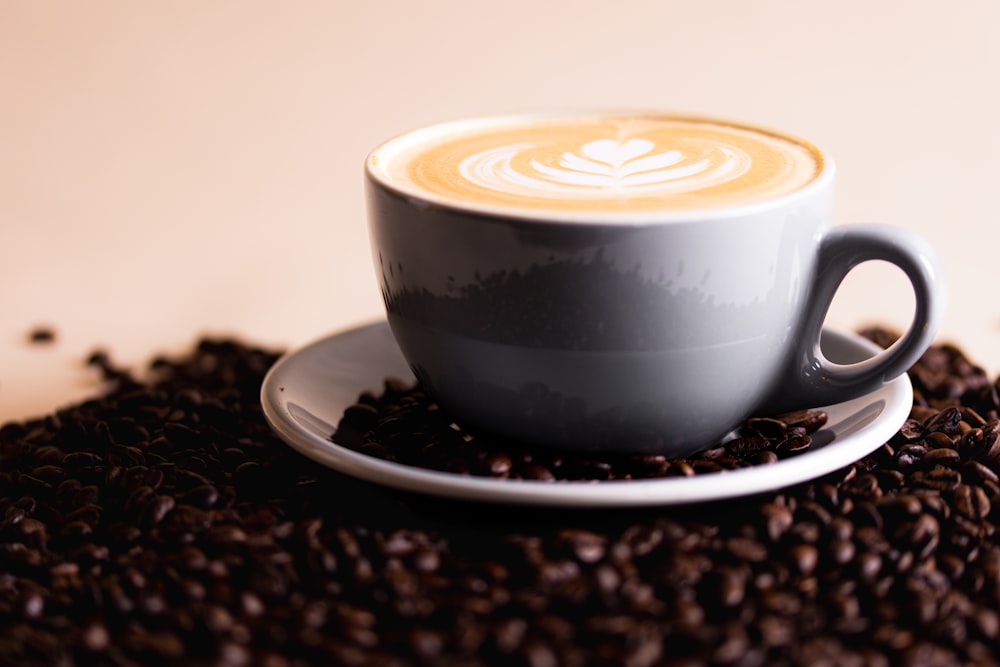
[924,407,963,435]
[896,444,927,468]
[976,432,1000,460]
[789,544,819,575]
[751,450,780,465]
[744,417,787,440]
[922,447,961,465]
[726,536,767,562]
[485,452,513,476]
[492,617,527,653]
[142,494,175,526]
[726,436,771,457]
[964,460,999,485]
[775,433,812,456]
[828,539,856,565]
[913,465,962,492]
[521,464,555,481]
[774,409,829,433]
[760,502,794,540]
[896,419,925,442]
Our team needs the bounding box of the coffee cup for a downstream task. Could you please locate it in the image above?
[364,112,945,456]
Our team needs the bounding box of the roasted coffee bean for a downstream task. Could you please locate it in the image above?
[180,483,220,508]
[953,484,992,520]
[973,430,1000,460]
[555,528,607,564]
[895,418,926,443]
[760,502,794,540]
[521,463,556,481]
[922,446,961,466]
[726,536,767,562]
[27,326,57,344]
[785,542,819,576]
[775,432,812,456]
[896,444,928,469]
[964,460,999,485]
[751,450,780,465]
[912,465,963,492]
[924,406,963,435]
[744,417,787,440]
[775,409,829,433]
[725,435,772,458]
[485,452,513,476]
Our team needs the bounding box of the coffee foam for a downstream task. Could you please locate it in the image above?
[370,114,824,215]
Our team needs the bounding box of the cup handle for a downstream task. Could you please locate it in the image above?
[764,223,945,413]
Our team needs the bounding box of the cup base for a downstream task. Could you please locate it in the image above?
[387,314,783,456]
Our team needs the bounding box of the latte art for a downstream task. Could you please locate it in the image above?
[460,137,748,199]
[370,115,823,215]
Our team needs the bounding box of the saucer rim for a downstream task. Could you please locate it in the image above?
[261,320,912,507]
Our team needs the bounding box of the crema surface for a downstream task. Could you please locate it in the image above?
[371,115,824,215]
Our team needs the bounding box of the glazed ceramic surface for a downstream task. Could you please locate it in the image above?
[261,321,913,507]
[366,114,944,455]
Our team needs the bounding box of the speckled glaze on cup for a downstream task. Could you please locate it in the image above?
[365,113,945,456]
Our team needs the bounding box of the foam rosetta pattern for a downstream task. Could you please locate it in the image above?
[378,115,823,214]
[460,137,748,199]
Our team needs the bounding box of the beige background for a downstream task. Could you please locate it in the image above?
[1,1,998,422]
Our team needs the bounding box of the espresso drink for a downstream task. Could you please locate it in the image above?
[370,114,824,215]
[366,112,942,453]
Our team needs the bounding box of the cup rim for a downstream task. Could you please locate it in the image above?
[365,110,836,225]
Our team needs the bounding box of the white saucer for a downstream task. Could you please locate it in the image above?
[261,321,912,507]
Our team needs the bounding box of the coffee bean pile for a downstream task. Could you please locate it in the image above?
[335,390,827,480]
[2,330,999,666]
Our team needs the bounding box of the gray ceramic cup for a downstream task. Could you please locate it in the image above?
[365,114,945,456]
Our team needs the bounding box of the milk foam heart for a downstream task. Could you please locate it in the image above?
[370,114,823,215]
